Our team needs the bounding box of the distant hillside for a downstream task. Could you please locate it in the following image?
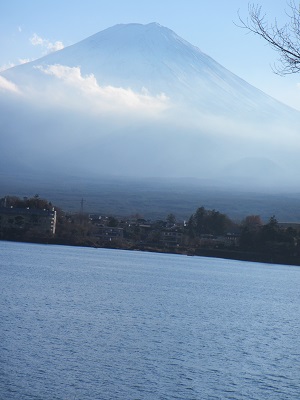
[1,173,300,222]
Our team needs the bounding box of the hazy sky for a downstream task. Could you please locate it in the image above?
[1,0,300,110]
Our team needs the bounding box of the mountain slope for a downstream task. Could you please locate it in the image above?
[2,23,296,116]
[0,23,300,188]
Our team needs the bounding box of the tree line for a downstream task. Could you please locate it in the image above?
[1,195,300,265]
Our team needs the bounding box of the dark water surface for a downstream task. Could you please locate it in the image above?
[1,241,300,399]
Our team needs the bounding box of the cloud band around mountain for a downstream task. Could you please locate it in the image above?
[0,76,21,94]
[35,64,170,115]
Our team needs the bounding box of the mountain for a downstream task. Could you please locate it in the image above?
[1,22,300,190]
[2,22,296,116]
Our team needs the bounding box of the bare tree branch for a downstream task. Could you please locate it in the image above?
[237,2,300,75]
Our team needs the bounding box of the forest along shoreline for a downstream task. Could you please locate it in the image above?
[1,195,300,267]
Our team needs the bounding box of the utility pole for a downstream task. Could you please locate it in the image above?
[79,198,85,224]
[80,198,85,214]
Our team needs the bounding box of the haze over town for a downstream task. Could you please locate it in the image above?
[1,0,300,219]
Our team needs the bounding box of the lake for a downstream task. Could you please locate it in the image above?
[1,241,300,399]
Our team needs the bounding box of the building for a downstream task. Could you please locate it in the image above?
[0,206,57,235]
[161,229,183,247]
[94,226,123,242]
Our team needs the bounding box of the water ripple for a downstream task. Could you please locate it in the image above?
[1,242,300,399]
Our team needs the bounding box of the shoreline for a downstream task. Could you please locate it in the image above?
[2,237,300,267]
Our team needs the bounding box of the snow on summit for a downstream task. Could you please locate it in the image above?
[1,23,300,185]
[2,22,294,115]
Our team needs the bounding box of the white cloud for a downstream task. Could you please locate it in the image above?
[30,33,46,47]
[0,59,32,73]
[30,33,64,54]
[0,76,21,94]
[0,62,15,72]
[49,41,64,52]
[35,64,170,115]
[18,58,31,65]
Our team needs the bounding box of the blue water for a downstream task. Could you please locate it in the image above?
[1,241,300,399]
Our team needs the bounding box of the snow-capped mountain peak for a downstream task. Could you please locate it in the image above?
[0,23,300,186]
[3,22,294,116]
